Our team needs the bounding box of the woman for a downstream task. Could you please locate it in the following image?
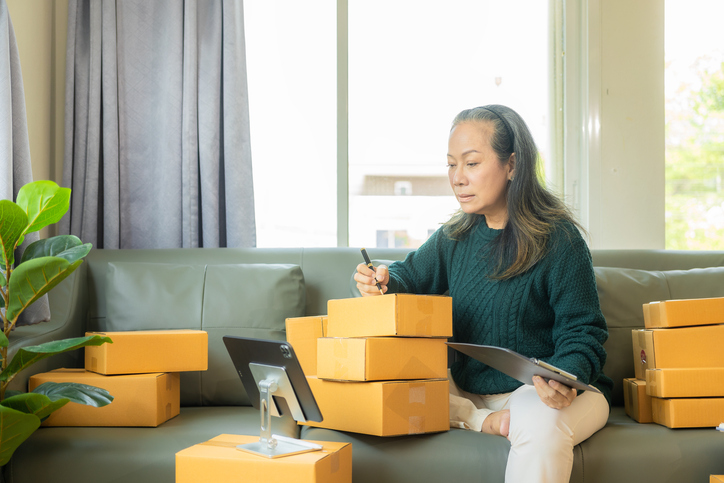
[354,105,612,483]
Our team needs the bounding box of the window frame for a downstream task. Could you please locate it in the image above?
[334,0,568,247]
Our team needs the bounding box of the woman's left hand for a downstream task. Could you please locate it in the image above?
[532,376,577,409]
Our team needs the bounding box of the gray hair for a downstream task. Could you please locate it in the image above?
[445,105,580,279]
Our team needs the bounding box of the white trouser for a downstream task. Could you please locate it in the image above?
[449,371,609,483]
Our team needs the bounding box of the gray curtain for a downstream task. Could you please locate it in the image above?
[60,0,256,249]
[0,0,51,326]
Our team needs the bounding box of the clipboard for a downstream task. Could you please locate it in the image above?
[446,342,602,394]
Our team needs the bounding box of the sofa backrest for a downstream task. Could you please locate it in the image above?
[591,250,724,406]
[67,247,724,409]
[79,247,411,407]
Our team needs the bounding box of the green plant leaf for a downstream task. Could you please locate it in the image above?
[0,405,41,466]
[0,392,69,421]
[0,332,7,349]
[19,235,92,264]
[0,200,29,270]
[5,256,83,324]
[32,382,113,408]
[14,181,71,236]
[0,335,112,382]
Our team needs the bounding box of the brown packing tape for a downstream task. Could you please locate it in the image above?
[329,448,339,474]
[333,360,349,380]
[625,381,634,417]
[333,339,348,358]
[416,316,433,336]
[387,381,430,424]
[415,295,434,314]
[416,296,434,335]
[408,384,426,404]
[408,416,425,434]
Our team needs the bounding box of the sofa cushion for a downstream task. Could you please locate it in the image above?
[198,263,306,407]
[595,266,724,406]
[104,262,206,332]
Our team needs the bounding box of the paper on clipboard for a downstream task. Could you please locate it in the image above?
[446,342,601,394]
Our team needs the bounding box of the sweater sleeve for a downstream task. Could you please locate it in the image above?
[387,227,450,295]
[541,228,608,386]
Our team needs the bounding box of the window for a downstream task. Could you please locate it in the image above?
[244,1,337,247]
[348,0,554,249]
[665,0,724,249]
[246,0,560,248]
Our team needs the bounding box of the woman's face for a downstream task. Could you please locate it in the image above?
[447,121,515,229]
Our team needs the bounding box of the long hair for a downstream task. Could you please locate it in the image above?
[442,105,582,279]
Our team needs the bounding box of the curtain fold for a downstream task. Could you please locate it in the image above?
[60,0,256,249]
[0,0,51,326]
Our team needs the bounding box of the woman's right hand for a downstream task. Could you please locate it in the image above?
[354,263,389,296]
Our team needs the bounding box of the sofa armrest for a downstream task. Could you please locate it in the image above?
[6,264,89,392]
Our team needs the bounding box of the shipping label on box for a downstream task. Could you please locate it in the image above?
[327,294,452,338]
[643,296,724,329]
[28,368,179,427]
[301,376,450,437]
[85,329,207,375]
[631,325,724,380]
[286,316,328,376]
[623,378,653,423]
[175,434,352,483]
[316,337,447,381]
[651,397,724,428]
[646,367,724,398]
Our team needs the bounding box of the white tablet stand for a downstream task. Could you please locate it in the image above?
[236,363,323,458]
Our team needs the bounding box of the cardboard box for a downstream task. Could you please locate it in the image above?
[327,294,452,338]
[622,378,653,423]
[28,368,179,427]
[646,367,724,398]
[643,297,724,328]
[316,337,447,381]
[301,376,449,437]
[710,476,724,483]
[85,330,207,375]
[631,325,724,380]
[651,397,724,428]
[176,434,352,483]
[286,316,328,376]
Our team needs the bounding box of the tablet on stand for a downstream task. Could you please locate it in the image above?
[223,336,324,458]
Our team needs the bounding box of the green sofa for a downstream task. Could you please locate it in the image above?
[4,247,724,483]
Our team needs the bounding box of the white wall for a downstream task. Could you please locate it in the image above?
[584,0,665,249]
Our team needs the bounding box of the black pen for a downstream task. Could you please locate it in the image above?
[360,248,385,295]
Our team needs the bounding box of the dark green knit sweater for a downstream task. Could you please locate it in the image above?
[387,216,613,406]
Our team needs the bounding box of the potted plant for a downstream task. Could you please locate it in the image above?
[0,180,113,466]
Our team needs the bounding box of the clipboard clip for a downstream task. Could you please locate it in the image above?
[534,359,578,381]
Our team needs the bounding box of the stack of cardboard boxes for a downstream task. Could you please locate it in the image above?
[625,296,724,428]
[29,330,207,427]
[286,294,452,437]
